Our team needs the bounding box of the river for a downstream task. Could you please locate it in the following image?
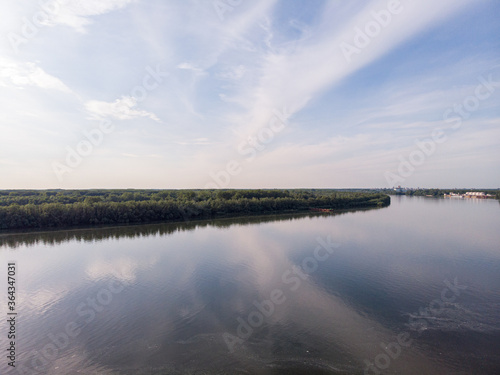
[1,196,499,374]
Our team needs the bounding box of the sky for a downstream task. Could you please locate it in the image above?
[0,0,499,189]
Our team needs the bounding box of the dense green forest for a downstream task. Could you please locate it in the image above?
[0,189,390,231]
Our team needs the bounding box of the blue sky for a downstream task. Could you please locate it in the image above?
[0,0,499,189]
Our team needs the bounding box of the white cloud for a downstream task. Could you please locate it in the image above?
[176,62,207,78]
[227,0,476,139]
[176,137,211,146]
[217,65,246,81]
[0,0,497,188]
[85,96,161,122]
[0,58,71,92]
[45,0,136,33]
[121,152,163,158]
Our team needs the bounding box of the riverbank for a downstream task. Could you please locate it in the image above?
[385,188,500,200]
[0,189,390,231]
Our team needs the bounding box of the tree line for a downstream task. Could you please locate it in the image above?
[0,189,390,231]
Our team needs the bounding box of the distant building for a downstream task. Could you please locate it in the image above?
[444,192,463,198]
[464,192,493,199]
[444,192,493,199]
[393,185,405,195]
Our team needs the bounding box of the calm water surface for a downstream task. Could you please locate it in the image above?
[1,196,499,374]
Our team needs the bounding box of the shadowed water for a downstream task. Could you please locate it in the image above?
[0,196,499,374]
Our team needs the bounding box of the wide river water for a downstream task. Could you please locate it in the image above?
[0,196,499,374]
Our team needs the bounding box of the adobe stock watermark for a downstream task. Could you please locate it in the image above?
[384,64,500,187]
[363,277,467,375]
[204,107,291,189]
[15,278,126,375]
[51,63,169,182]
[7,0,66,54]
[212,0,243,22]
[223,235,340,353]
[340,0,403,63]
